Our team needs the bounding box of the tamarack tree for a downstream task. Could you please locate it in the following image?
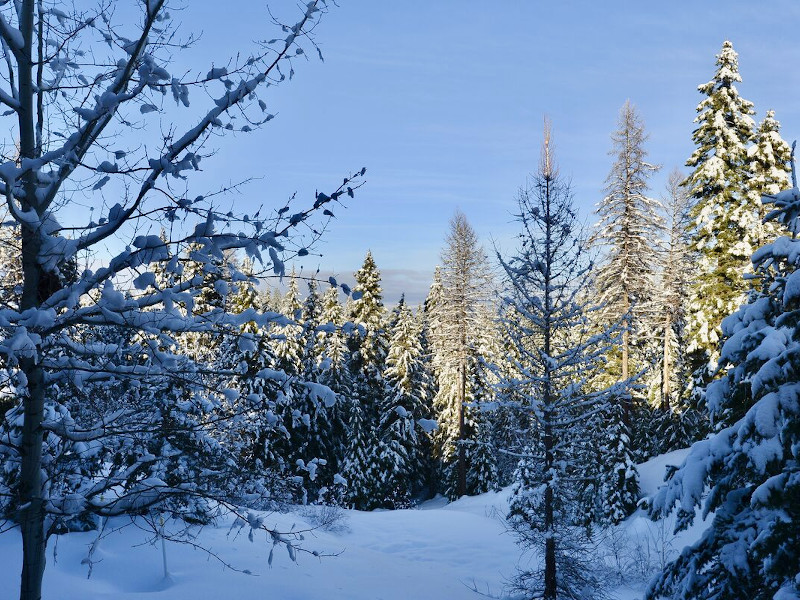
[0,2,363,599]
[500,123,623,599]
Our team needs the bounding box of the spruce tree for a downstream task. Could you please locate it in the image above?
[647,177,800,600]
[340,400,383,510]
[381,302,432,504]
[746,109,793,248]
[685,40,757,368]
[348,251,389,421]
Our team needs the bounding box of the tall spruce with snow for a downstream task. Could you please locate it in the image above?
[340,400,384,510]
[275,270,304,376]
[0,2,366,597]
[295,279,338,495]
[464,304,503,494]
[381,301,432,504]
[747,110,793,248]
[499,125,622,599]
[340,252,390,508]
[431,211,494,498]
[348,251,390,421]
[647,177,800,600]
[309,286,352,500]
[419,270,443,494]
[684,40,757,369]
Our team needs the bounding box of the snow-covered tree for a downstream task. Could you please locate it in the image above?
[431,211,493,498]
[499,125,623,599]
[746,110,793,248]
[588,101,653,515]
[340,399,384,510]
[348,251,389,421]
[275,270,304,376]
[591,100,662,385]
[646,170,703,453]
[381,301,432,504]
[0,3,365,598]
[313,285,352,497]
[647,178,800,600]
[684,40,757,368]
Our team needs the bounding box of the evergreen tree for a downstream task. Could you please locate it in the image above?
[591,100,662,384]
[746,109,793,248]
[340,400,383,510]
[418,273,443,496]
[499,125,622,599]
[465,306,502,494]
[647,179,800,600]
[314,286,352,499]
[589,100,652,514]
[648,170,703,453]
[348,251,389,422]
[275,270,304,376]
[431,211,493,498]
[381,302,432,504]
[228,257,260,323]
[685,40,757,369]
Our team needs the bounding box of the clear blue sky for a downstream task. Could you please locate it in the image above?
[171,0,800,305]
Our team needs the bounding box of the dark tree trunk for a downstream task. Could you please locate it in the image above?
[17,2,49,597]
[457,362,467,498]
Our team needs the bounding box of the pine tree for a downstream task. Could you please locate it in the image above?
[647,177,800,600]
[685,40,757,369]
[500,125,622,599]
[275,270,304,376]
[418,273,443,496]
[465,305,502,494]
[228,257,259,323]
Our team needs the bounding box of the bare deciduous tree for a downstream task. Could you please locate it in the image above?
[0,2,363,599]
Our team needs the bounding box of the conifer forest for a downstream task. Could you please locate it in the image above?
[0,2,797,600]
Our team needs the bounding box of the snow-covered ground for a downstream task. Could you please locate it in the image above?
[0,450,708,599]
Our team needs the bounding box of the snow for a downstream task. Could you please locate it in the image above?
[0,451,708,599]
[0,491,517,600]
[637,448,691,497]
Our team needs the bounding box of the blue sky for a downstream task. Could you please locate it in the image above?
[171,0,800,305]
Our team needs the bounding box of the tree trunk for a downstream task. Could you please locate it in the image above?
[543,414,556,600]
[17,3,49,596]
[18,356,46,600]
[621,319,629,382]
[621,314,631,428]
[543,173,556,600]
[661,312,672,411]
[457,361,467,497]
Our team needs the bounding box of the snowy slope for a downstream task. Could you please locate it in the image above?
[0,490,517,600]
[0,454,709,600]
